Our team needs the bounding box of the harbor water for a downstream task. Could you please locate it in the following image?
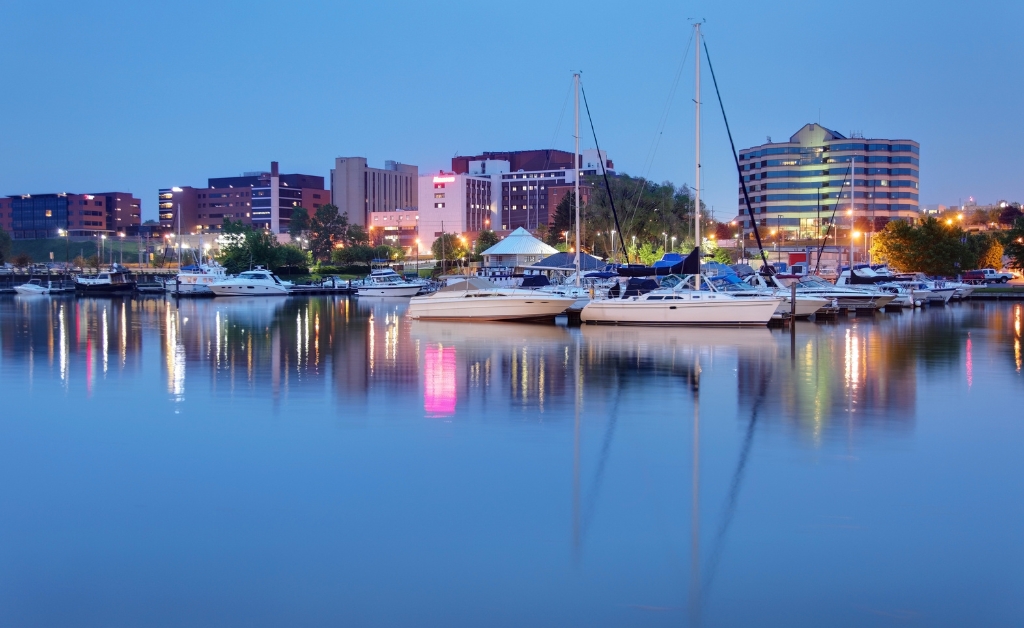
[0,295,1022,627]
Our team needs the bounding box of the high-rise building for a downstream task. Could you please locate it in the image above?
[159,162,328,235]
[733,124,920,239]
[0,192,141,239]
[330,158,418,228]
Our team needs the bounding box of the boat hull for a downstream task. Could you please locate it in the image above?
[14,285,49,295]
[357,285,421,297]
[581,297,781,326]
[74,283,135,294]
[408,294,574,321]
[209,284,289,296]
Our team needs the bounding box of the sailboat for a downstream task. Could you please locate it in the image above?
[580,24,782,326]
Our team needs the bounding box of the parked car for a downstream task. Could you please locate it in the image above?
[962,268,1014,284]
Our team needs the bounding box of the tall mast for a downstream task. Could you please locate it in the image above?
[574,72,581,287]
[694,22,702,253]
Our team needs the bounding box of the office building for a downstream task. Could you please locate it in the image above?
[0,192,141,239]
[733,124,920,239]
[159,162,328,235]
[368,208,420,252]
[443,149,609,233]
[416,172,495,252]
[331,158,418,228]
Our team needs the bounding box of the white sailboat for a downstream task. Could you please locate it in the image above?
[580,24,781,327]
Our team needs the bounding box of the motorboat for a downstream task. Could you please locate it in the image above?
[14,279,51,295]
[580,275,783,326]
[875,283,927,308]
[356,268,423,297]
[167,262,227,295]
[209,269,291,296]
[701,265,829,318]
[891,273,958,303]
[407,277,575,322]
[776,274,895,310]
[74,269,136,295]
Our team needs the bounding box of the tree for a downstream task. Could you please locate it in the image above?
[999,203,1023,227]
[346,224,369,246]
[1002,217,1024,270]
[72,255,87,270]
[712,247,734,265]
[217,219,281,274]
[473,229,500,261]
[13,252,31,269]
[308,204,348,261]
[431,233,468,265]
[871,217,975,275]
[0,226,11,264]
[332,244,375,268]
[977,237,1004,270]
[289,207,310,241]
[85,255,101,271]
[276,244,309,272]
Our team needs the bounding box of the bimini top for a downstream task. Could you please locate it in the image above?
[531,251,604,270]
[438,277,497,292]
[480,227,558,257]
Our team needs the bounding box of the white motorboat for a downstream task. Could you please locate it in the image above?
[580,275,783,326]
[209,269,291,296]
[407,278,575,321]
[876,283,928,308]
[168,262,227,295]
[779,274,895,310]
[891,273,958,303]
[701,271,828,317]
[357,268,423,297]
[14,279,50,295]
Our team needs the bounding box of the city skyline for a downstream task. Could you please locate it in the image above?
[1,1,1021,223]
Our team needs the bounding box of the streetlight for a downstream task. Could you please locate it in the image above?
[671,235,677,252]
[851,230,861,266]
[563,231,569,248]
[415,238,420,274]
[610,230,617,263]
[118,232,125,266]
[662,232,668,252]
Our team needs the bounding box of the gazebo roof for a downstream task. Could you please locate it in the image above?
[481,227,558,256]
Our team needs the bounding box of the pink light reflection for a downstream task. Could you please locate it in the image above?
[424,344,457,417]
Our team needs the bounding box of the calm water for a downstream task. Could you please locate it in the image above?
[0,295,1022,627]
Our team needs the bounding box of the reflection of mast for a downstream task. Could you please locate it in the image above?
[689,352,702,627]
[572,337,582,564]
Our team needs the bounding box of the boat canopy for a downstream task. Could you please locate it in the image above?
[438,277,497,292]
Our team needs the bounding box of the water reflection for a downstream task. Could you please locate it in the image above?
[3,297,1021,433]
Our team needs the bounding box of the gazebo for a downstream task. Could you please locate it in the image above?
[480,227,558,267]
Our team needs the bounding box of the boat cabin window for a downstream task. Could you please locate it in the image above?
[647,295,664,300]
[98,274,109,279]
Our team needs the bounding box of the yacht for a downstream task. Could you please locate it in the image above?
[772,274,895,310]
[14,279,51,295]
[407,278,575,321]
[74,268,136,295]
[209,269,291,296]
[580,275,783,326]
[168,262,228,295]
[701,267,829,317]
[357,268,423,297]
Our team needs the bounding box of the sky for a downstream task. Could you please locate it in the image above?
[1,0,1022,222]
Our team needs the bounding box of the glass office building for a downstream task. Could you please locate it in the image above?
[733,124,920,240]
[9,194,69,239]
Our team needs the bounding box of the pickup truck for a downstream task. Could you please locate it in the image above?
[962,268,1015,284]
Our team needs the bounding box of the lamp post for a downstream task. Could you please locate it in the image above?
[671,236,677,252]
[415,238,420,275]
[563,230,569,248]
[611,230,617,263]
[662,232,668,252]
[118,232,124,266]
[101,234,107,266]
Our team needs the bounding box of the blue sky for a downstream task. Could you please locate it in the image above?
[1,0,1021,221]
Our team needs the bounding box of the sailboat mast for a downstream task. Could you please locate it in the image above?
[574,72,581,287]
[694,22,702,253]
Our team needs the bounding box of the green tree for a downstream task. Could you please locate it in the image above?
[332,244,375,268]
[0,226,11,264]
[1002,217,1024,270]
[712,247,733,265]
[308,204,348,261]
[871,217,973,275]
[472,229,500,261]
[289,207,310,241]
[431,233,468,266]
[85,254,101,271]
[999,203,1022,226]
[977,237,1004,270]
[346,224,369,246]
[276,244,309,271]
[217,219,281,274]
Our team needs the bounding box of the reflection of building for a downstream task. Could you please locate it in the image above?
[733,124,920,240]
[1,191,141,239]
[159,161,328,235]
